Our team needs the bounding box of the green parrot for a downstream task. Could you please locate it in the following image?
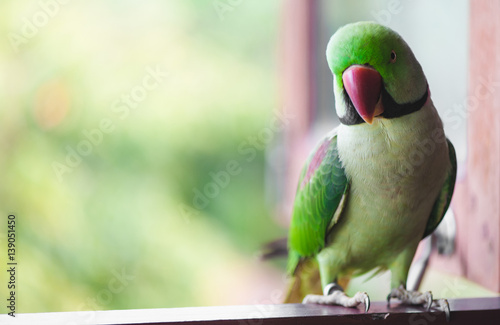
[286,21,456,315]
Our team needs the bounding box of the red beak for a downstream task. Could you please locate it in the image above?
[342,65,383,124]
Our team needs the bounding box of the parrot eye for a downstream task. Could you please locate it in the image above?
[390,50,397,63]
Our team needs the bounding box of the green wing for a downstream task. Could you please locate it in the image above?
[422,139,457,238]
[287,131,348,274]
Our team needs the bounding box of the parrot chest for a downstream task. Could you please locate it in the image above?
[328,104,449,271]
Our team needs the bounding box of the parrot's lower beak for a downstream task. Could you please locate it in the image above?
[342,65,384,124]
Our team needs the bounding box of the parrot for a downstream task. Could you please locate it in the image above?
[284,21,456,317]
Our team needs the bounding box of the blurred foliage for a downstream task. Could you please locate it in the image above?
[0,0,287,312]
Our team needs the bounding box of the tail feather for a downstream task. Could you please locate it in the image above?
[261,237,350,303]
[284,258,322,303]
[284,258,351,303]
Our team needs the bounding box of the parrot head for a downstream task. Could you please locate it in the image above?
[326,21,428,125]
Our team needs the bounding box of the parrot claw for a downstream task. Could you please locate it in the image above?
[434,298,451,322]
[364,294,370,313]
[425,291,433,311]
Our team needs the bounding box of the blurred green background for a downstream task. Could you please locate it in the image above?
[1,0,497,315]
[0,0,287,312]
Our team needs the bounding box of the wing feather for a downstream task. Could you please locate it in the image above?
[287,131,348,273]
[422,139,457,238]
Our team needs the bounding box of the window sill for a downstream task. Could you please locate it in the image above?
[1,297,498,325]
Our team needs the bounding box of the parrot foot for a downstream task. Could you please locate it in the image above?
[303,283,370,312]
[435,298,451,322]
[387,286,450,321]
[387,285,433,308]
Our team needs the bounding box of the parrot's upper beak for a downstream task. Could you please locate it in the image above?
[342,65,384,124]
